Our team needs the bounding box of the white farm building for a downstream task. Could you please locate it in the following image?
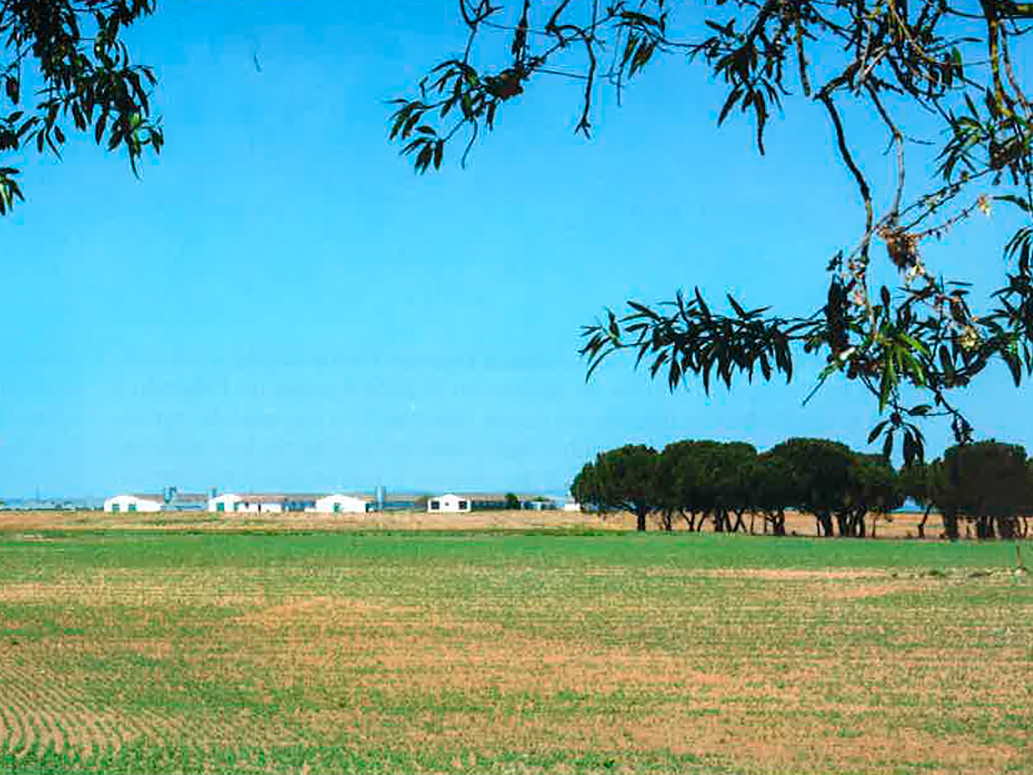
[427,494,470,513]
[207,493,368,514]
[206,493,287,513]
[314,494,370,514]
[208,493,242,513]
[104,494,162,513]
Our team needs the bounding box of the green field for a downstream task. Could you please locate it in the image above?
[0,530,1030,774]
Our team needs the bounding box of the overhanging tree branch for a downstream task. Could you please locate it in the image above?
[389,0,1033,461]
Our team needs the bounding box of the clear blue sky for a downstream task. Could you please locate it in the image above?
[0,1,1028,497]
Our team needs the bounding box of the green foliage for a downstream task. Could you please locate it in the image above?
[850,454,905,517]
[844,453,906,536]
[504,492,521,510]
[653,439,719,531]
[706,442,759,532]
[900,462,933,508]
[389,2,1033,459]
[0,0,163,214]
[759,441,905,537]
[766,438,855,536]
[584,436,914,538]
[748,451,801,536]
[570,461,599,514]
[654,440,758,533]
[571,444,658,531]
[931,440,1033,540]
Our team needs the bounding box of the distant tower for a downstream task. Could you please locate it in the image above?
[375,485,386,512]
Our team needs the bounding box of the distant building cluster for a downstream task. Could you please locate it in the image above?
[425,493,581,513]
[100,488,580,514]
[104,490,397,514]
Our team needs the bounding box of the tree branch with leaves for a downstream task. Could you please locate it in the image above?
[388,0,1033,464]
[0,0,162,214]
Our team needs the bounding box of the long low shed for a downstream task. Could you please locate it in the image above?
[206,493,372,514]
[207,494,290,513]
[313,494,370,513]
[104,494,162,513]
[428,494,470,513]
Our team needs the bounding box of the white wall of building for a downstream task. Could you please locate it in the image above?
[563,502,582,512]
[209,494,285,513]
[315,495,368,514]
[428,494,470,513]
[208,493,242,513]
[104,495,162,513]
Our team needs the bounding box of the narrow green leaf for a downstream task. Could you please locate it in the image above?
[867,420,889,444]
[718,87,742,127]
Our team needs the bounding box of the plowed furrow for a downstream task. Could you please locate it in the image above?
[0,680,42,756]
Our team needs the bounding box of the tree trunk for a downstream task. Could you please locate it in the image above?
[917,505,932,539]
[975,516,995,540]
[997,516,1017,540]
[732,510,746,533]
[835,512,849,537]
[636,509,647,532]
[943,510,960,541]
[773,509,786,537]
[816,512,833,537]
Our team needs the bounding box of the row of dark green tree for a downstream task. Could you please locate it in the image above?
[571,439,1033,540]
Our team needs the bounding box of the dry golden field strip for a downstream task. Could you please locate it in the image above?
[0,528,1030,774]
[0,507,956,538]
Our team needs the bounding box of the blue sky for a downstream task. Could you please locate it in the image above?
[0,1,1029,497]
